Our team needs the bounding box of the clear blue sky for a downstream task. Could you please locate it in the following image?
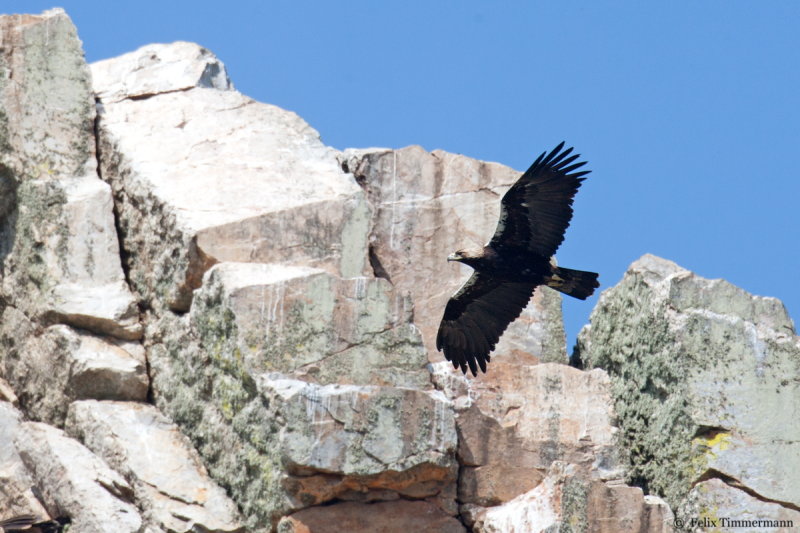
[8,2,799,349]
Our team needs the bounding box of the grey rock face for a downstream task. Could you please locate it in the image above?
[0,403,50,519]
[577,254,800,521]
[147,299,455,527]
[0,9,140,340]
[190,262,429,388]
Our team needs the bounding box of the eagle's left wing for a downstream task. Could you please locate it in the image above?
[489,142,590,258]
[437,272,536,376]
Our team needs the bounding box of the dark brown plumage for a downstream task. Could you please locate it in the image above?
[0,514,69,533]
[436,142,599,376]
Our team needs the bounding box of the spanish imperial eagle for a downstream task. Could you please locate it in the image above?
[436,142,599,376]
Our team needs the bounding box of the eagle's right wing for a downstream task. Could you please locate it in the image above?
[436,272,535,376]
[490,142,590,258]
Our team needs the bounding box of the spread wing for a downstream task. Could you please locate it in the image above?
[490,142,590,258]
[0,515,37,530]
[436,272,535,376]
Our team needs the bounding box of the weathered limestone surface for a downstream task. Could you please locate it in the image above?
[145,261,439,528]
[577,254,800,522]
[0,9,95,179]
[92,41,233,103]
[687,478,800,532]
[340,147,567,365]
[431,360,669,532]
[66,400,243,532]
[91,41,667,532]
[93,42,370,312]
[148,312,457,529]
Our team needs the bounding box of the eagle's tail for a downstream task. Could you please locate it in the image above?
[547,267,599,300]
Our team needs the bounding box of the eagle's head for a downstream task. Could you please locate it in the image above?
[448,247,484,264]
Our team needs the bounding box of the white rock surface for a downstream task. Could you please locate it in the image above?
[93,42,370,311]
[48,177,141,339]
[260,375,456,478]
[66,400,243,532]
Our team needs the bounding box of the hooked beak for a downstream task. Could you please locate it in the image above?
[447,252,460,262]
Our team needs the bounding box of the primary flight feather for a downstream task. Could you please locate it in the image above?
[436,142,599,376]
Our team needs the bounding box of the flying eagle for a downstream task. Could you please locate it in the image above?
[436,142,599,376]
[0,514,69,533]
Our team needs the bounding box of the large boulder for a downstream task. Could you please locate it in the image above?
[92,42,371,313]
[431,360,671,531]
[438,363,619,509]
[577,254,800,522]
[0,403,51,519]
[90,41,464,530]
[148,318,458,529]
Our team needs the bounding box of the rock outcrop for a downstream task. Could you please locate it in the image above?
[1,8,797,533]
[577,254,800,527]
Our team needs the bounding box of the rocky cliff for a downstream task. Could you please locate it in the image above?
[0,9,796,533]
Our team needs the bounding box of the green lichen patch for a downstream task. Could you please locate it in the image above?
[578,271,699,508]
